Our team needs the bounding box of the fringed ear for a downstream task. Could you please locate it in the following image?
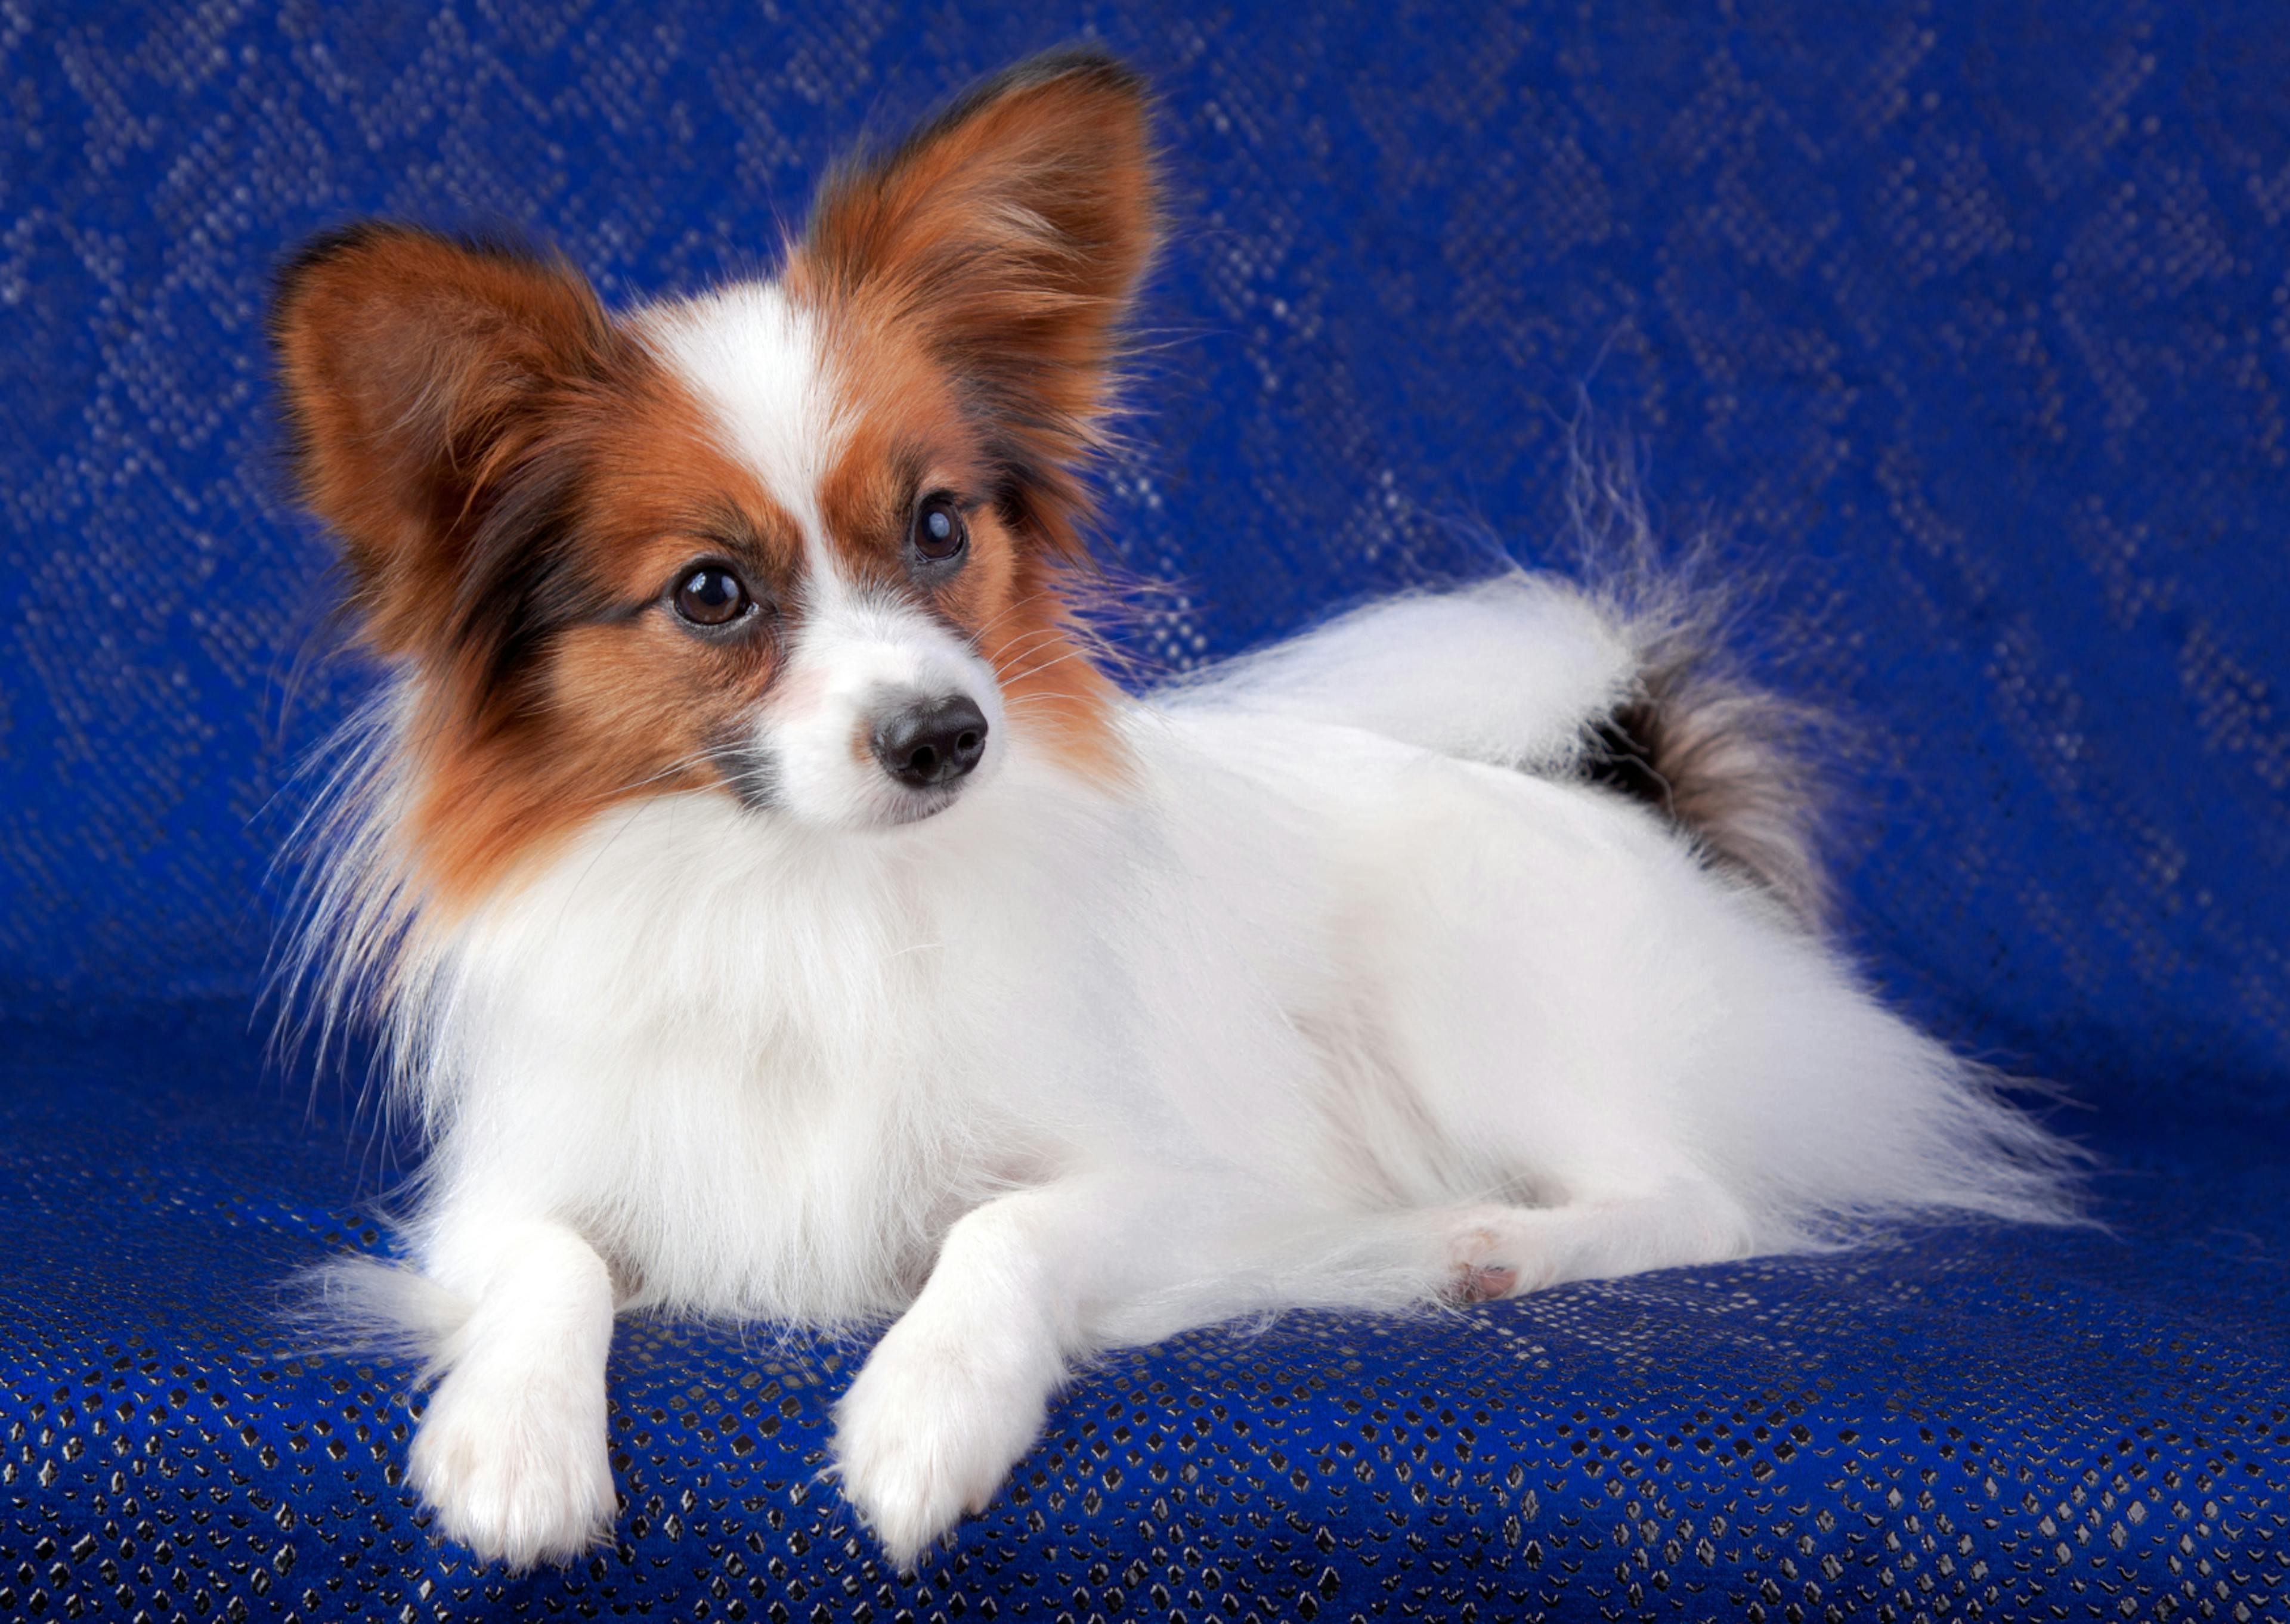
[795,49,1161,556]
[270,225,617,655]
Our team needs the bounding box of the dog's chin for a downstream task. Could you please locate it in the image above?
[769,780,970,836]
[731,786,965,838]
[875,785,964,829]
[741,751,996,836]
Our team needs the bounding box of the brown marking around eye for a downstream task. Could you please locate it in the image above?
[800,311,1124,780]
[779,51,1159,785]
[385,327,810,911]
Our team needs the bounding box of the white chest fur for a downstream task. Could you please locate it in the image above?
[414,791,1046,1319]
[404,749,1279,1322]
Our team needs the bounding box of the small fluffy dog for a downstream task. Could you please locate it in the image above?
[271,50,2078,1569]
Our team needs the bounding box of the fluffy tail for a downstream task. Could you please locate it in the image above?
[1155,426,1833,926]
[1542,435,1830,926]
[1155,572,1641,771]
[284,1252,474,1380]
[1577,613,1829,927]
[1158,566,1832,928]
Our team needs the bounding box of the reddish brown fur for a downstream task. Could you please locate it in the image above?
[276,228,813,904]
[272,227,618,656]
[791,49,1158,775]
[793,51,1158,557]
[273,50,1159,906]
[397,365,806,904]
[806,298,1128,777]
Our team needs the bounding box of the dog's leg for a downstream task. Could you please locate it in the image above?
[833,1171,1210,1567]
[1435,1176,1756,1302]
[406,1218,619,1568]
[830,1168,1754,1562]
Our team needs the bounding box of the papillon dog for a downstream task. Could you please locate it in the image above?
[271,49,2080,1570]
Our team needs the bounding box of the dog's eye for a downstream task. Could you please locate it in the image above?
[912,492,968,563]
[673,565,749,627]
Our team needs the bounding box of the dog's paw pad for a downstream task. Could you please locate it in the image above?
[1441,1210,1552,1303]
[1455,1261,1518,1303]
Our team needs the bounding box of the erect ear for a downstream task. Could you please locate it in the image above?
[270,224,617,653]
[796,49,1160,543]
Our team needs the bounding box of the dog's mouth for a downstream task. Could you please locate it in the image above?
[879,783,964,827]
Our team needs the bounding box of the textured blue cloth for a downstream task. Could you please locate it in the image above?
[3,4,2286,1619]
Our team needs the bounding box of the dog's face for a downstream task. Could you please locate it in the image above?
[272,54,1155,903]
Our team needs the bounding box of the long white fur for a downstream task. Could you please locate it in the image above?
[1156,574,1639,772]
[297,289,2081,1574]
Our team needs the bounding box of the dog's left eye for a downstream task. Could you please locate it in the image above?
[912,492,968,563]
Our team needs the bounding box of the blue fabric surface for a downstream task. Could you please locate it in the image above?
[2,3,2286,1619]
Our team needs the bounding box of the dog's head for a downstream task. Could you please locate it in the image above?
[273,51,1155,903]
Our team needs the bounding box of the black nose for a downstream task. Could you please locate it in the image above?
[871,694,989,789]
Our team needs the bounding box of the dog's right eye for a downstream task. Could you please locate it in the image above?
[673,565,750,627]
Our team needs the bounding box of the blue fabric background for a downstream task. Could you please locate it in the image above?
[2,4,2285,1619]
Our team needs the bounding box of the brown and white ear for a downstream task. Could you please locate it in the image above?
[270,225,615,653]
[796,49,1160,543]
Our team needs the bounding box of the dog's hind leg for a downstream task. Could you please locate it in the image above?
[1429,1177,1756,1302]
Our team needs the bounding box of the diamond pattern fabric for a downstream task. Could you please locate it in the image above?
[2,5,2285,1619]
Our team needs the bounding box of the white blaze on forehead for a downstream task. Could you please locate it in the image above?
[640,281,849,566]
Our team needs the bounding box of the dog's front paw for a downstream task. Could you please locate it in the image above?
[832,1318,1055,1567]
[408,1355,615,1569]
